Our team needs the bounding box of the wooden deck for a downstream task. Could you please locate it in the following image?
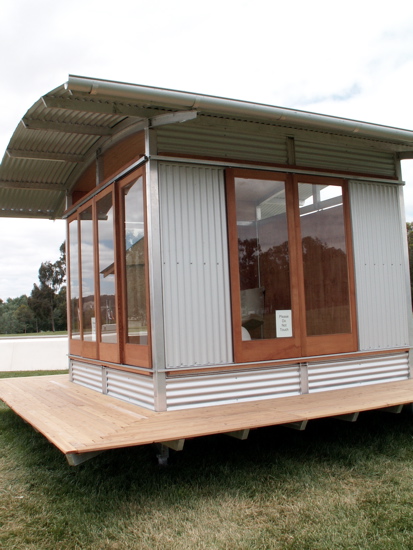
[1,375,413,464]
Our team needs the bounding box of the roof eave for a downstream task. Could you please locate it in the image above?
[67,75,413,146]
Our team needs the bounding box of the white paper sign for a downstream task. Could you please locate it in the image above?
[91,317,96,342]
[276,310,292,338]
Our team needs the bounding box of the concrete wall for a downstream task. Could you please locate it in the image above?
[0,336,68,372]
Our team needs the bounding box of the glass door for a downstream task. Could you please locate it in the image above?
[227,169,301,363]
[296,177,357,356]
[119,169,151,368]
[227,169,357,363]
[96,188,119,363]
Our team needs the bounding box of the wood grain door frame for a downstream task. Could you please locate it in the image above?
[117,167,151,368]
[226,168,358,364]
[226,168,301,363]
[293,174,358,356]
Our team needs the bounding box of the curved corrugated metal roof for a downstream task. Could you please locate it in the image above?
[2,74,413,220]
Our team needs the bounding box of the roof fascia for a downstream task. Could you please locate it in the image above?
[67,75,413,146]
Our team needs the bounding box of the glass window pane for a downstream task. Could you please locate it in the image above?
[299,183,351,336]
[97,193,117,344]
[69,220,80,339]
[235,177,292,340]
[80,206,96,341]
[123,177,147,345]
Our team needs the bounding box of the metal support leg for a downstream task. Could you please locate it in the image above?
[225,429,250,440]
[283,420,308,431]
[335,412,359,422]
[66,451,103,466]
[381,404,404,414]
[155,444,170,466]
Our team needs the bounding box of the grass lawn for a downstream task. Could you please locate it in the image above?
[0,331,68,338]
[1,371,413,549]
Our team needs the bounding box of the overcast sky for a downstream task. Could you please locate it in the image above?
[1,0,413,300]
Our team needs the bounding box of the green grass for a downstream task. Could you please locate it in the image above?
[1,371,413,549]
[0,331,67,338]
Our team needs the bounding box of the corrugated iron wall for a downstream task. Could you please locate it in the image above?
[295,140,396,177]
[308,353,409,392]
[156,118,397,178]
[166,365,301,410]
[159,163,233,368]
[70,360,155,409]
[156,121,288,164]
[70,360,102,392]
[106,370,155,409]
[350,182,411,350]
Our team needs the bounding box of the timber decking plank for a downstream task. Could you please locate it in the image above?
[1,375,413,457]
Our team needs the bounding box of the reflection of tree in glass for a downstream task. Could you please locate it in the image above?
[238,238,291,313]
[302,236,350,335]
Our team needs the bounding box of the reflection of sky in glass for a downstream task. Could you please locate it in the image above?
[69,220,79,298]
[81,241,95,297]
[124,178,144,250]
[98,195,116,298]
[81,209,95,302]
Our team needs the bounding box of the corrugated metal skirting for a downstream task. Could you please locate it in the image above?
[166,365,301,410]
[70,360,155,410]
[159,163,233,368]
[106,370,154,409]
[308,353,410,392]
[349,182,411,350]
[70,361,102,392]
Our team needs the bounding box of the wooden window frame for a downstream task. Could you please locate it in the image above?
[67,167,151,369]
[117,168,151,369]
[67,198,98,360]
[226,168,358,364]
[67,213,82,358]
[95,185,120,364]
[294,174,358,357]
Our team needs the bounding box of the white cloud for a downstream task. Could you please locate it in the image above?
[1,0,413,297]
[0,218,65,300]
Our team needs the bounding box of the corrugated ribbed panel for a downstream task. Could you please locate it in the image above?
[157,122,288,164]
[166,366,301,410]
[26,93,126,128]
[70,361,102,392]
[0,155,73,183]
[106,370,155,410]
[295,140,396,177]
[350,182,410,350]
[10,123,97,157]
[308,353,409,393]
[0,184,66,218]
[159,163,233,368]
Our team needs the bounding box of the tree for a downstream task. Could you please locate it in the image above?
[15,303,35,333]
[0,295,32,334]
[28,242,67,332]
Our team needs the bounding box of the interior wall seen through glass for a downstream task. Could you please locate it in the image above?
[235,177,292,341]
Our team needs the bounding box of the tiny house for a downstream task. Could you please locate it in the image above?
[1,75,413,463]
